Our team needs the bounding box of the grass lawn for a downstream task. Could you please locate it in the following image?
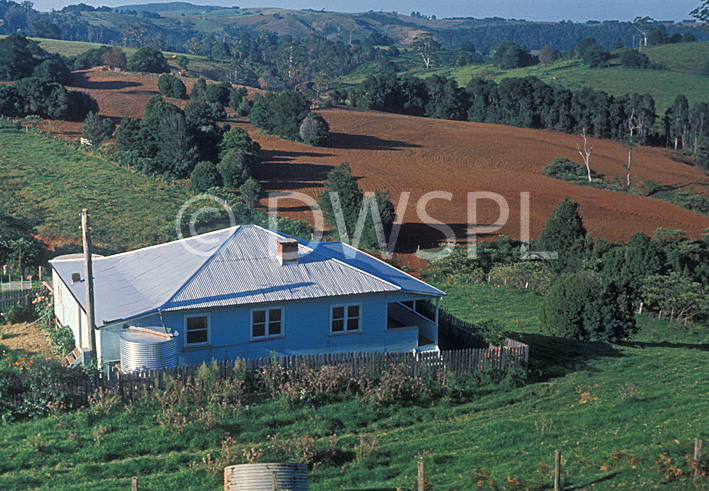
[0,128,190,251]
[1,283,707,490]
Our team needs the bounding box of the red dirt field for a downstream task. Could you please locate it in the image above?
[48,69,709,251]
[247,107,709,250]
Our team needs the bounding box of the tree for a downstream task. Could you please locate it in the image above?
[299,112,330,146]
[641,272,709,323]
[539,273,636,342]
[493,41,538,69]
[82,111,115,145]
[317,162,395,249]
[31,57,72,85]
[248,93,277,132]
[623,109,642,189]
[155,112,196,177]
[691,1,709,31]
[0,34,45,81]
[633,17,655,50]
[576,128,593,182]
[31,20,61,39]
[190,77,207,101]
[190,161,222,193]
[184,100,217,129]
[217,148,257,189]
[539,196,587,273]
[127,47,169,73]
[157,74,186,99]
[239,177,261,211]
[175,55,189,75]
[647,25,668,45]
[204,82,230,106]
[218,126,261,160]
[539,45,560,69]
[101,48,127,70]
[614,37,624,49]
[412,33,441,70]
[271,90,310,140]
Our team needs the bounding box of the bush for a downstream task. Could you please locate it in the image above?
[488,261,556,294]
[128,47,170,73]
[218,148,258,189]
[190,161,223,193]
[157,74,187,99]
[539,273,636,342]
[218,126,261,160]
[32,57,73,85]
[204,82,230,106]
[82,111,115,145]
[422,248,486,284]
[299,112,330,146]
[542,157,587,181]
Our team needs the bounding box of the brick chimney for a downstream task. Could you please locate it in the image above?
[276,238,299,265]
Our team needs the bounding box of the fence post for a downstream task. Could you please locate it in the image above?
[554,449,562,491]
[272,471,278,491]
[695,438,704,478]
[132,477,138,491]
[417,460,424,491]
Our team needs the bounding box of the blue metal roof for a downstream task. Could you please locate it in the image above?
[50,225,444,327]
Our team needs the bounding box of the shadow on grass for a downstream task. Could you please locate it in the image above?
[514,332,623,382]
[618,340,709,351]
[567,471,620,490]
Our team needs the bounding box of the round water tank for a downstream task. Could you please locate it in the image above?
[119,330,178,373]
[224,463,308,491]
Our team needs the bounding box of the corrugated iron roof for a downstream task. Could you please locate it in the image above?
[50,225,443,326]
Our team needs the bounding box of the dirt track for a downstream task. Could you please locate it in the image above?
[64,68,709,251]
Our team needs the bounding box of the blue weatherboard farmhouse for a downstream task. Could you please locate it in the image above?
[49,225,445,371]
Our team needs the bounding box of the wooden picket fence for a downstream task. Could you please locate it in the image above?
[1,345,529,409]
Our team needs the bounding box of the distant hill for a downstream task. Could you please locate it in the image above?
[114,2,225,14]
[1,0,706,51]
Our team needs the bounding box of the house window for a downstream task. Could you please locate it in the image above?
[251,307,283,340]
[185,315,209,346]
[331,304,361,334]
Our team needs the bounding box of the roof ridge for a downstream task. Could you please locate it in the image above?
[159,225,242,309]
[336,242,445,297]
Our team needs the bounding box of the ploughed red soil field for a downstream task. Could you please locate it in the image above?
[57,69,709,251]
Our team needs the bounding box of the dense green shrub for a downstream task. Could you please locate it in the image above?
[157,74,187,99]
[539,273,636,342]
[218,148,258,189]
[82,111,115,145]
[31,57,73,85]
[128,47,170,73]
[190,161,223,193]
[542,157,587,181]
[422,248,487,284]
[538,196,587,273]
[299,112,330,146]
[204,82,231,106]
[218,126,261,160]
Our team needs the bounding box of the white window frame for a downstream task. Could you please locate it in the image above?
[184,313,211,347]
[250,307,285,341]
[330,303,362,335]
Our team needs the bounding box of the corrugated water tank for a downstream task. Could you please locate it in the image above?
[119,330,178,373]
[224,463,308,491]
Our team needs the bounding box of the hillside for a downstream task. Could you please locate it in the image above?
[14,67,707,252]
[419,41,709,112]
[1,284,707,490]
[66,6,707,51]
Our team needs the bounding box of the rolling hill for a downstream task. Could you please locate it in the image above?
[20,66,709,254]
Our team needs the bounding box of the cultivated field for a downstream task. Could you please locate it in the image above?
[40,68,709,251]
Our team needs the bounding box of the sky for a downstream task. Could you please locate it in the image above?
[33,0,701,22]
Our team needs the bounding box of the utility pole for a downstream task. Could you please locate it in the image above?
[82,209,97,362]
